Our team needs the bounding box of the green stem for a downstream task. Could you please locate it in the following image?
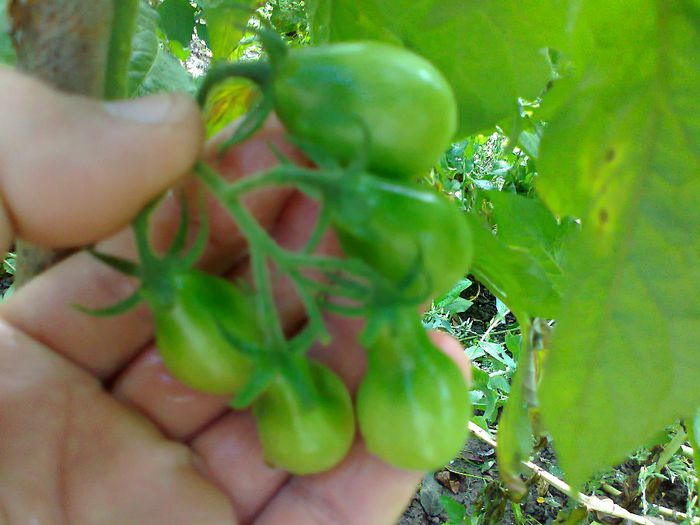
[303,203,331,255]
[224,164,332,199]
[250,241,286,349]
[197,162,311,349]
[196,161,379,356]
[688,414,700,515]
[105,0,139,99]
[654,427,688,475]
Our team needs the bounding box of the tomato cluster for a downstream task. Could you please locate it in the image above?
[88,37,473,475]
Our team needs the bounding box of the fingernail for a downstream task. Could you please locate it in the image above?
[102,94,181,124]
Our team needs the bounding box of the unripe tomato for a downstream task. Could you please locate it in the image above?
[272,42,458,179]
[153,270,259,395]
[356,309,471,470]
[252,360,355,475]
[330,173,473,301]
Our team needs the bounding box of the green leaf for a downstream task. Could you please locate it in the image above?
[439,495,467,525]
[203,0,256,60]
[159,0,196,46]
[306,0,568,135]
[202,77,257,137]
[0,0,16,65]
[128,0,160,96]
[434,278,473,315]
[465,213,560,319]
[485,190,569,292]
[538,0,700,488]
[136,48,196,96]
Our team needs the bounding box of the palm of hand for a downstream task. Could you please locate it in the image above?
[0,333,235,524]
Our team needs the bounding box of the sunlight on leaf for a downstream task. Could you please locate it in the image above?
[538,0,700,488]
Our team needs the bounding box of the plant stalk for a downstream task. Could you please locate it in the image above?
[8,0,136,285]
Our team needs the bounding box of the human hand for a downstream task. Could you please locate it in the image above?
[0,68,470,524]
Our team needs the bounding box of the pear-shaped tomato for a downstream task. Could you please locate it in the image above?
[330,173,473,302]
[252,359,355,475]
[356,309,471,470]
[153,270,260,395]
[272,42,458,179]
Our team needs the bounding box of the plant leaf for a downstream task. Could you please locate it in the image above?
[128,0,160,96]
[0,0,16,65]
[689,408,700,505]
[538,0,700,488]
[464,213,560,319]
[158,0,196,46]
[439,495,467,525]
[202,0,256,60]
[136,47,196,96]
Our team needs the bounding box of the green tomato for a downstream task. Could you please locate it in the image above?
[330,173,473,301]
[252,360,355,475]
[272,42,458,179]
[356,309,471,470]
[153,270,259,395]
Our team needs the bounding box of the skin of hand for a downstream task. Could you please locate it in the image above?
[0,67,471,525]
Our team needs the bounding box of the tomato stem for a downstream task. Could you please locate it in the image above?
[195,160,380,358]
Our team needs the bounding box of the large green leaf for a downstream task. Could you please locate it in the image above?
[306,0,568,136]
[0,0,15,65]
[485,190,569,286]
[538,0,700,488]
[203,0,256,61]
[465,213,560,319]
[136,48,196,96]
[128,0,195,97]
[158,0,196,46]
[128,0,160,96]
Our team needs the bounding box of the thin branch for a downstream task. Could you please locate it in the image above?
[467,422,695,525]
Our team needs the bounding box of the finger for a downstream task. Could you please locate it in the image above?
[0,68,203,250]
[0,119,301,377]
[252,442,422,525]
[193,412,288,525]
[0,318,237,525]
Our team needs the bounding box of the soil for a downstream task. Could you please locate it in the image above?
[398,436,568,525]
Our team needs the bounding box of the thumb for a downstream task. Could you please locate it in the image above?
[0,68,204,251]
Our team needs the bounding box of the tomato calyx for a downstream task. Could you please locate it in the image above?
[77,193,209,316]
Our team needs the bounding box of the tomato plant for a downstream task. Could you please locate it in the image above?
[6,0,700,521]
